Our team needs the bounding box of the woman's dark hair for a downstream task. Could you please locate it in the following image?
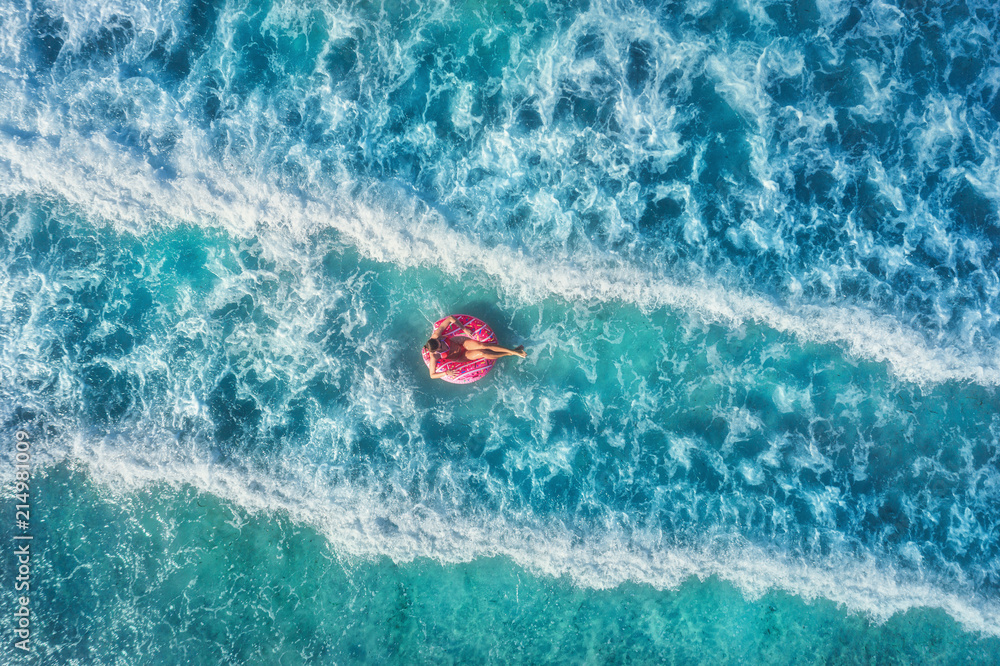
[424,338,441,352]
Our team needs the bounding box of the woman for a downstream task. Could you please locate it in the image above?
[424,315,526,379]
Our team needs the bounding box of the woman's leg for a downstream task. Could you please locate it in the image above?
[459,338,527,359]
[466,345,526,360]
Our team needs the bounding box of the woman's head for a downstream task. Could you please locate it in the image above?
[424,338,442,353]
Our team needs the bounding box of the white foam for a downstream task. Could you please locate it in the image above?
[35,0,181,60]
[2,125,998,387]
[34,435,1000,638]
[3,0,999,391]
[4,0,1000,645]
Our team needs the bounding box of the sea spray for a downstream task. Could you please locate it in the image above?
[2,0,1000,661]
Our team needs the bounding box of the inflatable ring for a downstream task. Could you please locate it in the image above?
[422,314,498,384]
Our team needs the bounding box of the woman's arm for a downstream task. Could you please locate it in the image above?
[431,315,474,339]
[429,316,455,340]
[428,353,455,379]
[428,352,442,378]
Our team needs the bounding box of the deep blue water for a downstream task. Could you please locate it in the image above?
[2,0,1000,662]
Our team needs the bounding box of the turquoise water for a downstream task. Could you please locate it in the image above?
[2,0,1000,662]
[5,464,998,664]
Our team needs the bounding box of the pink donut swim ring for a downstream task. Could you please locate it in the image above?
[422,314,498,384]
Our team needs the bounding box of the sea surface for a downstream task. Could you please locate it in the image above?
[2,0,1000,663]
